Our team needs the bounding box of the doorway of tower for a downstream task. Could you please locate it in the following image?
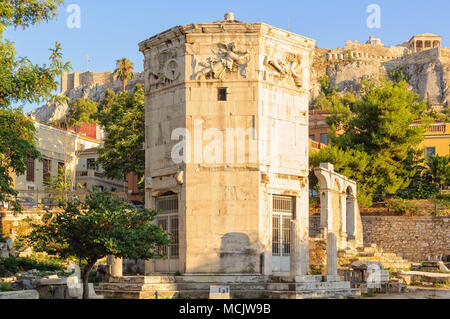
[272,195,295,273]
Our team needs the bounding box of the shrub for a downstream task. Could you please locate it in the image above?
[429,194,450,216]
[397,179,439,200]
[0,254,65,276]
[16,255,64,272]
[385,199,419,215]
[0,257,18,275]
[310,265,323,275]
[430,194,450,207]
[389,68,410,83]
[0,283,12,292]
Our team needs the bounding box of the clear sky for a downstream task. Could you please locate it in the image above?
[5,0,450,112]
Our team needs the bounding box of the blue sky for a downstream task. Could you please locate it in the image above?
[5,0,450,112]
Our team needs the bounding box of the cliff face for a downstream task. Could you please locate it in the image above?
[28,72,144,123]
[311,45,450,110]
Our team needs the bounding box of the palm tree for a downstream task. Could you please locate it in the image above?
[113,58,135,91]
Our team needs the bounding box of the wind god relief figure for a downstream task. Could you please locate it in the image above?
[264,52,304,88]
[145,50,181,92]
[193,42,251,80]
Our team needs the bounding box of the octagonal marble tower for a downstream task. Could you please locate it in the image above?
[139,14,315,275]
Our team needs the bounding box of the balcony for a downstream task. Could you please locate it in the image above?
[426,124,448,134]
[76,170,104,179]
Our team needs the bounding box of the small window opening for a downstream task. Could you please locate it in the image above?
[218,88,228,101]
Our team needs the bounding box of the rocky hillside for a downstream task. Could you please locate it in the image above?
[28,72,144,123]
[311,46,450,110]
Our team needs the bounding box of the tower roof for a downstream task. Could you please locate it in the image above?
[138,13,315,52]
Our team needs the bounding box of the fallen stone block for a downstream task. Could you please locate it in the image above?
[437,261,449,273]
[36,284,68,299]
[0,290,39,299]
[12,279,35,290]
[388,282,407,293]
[35,278,67,286]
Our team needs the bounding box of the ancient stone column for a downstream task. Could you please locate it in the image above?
[107,256,123,277]
[326,232,338,276]
[340,193,347,234]
[290,220,309,276]
[319,191,331,228]
[346,197,357,240]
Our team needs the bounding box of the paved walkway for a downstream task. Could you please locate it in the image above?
[366,287,450,299]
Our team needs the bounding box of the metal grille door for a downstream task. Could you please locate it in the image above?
[156,195,179,258]
[272,195,294,273]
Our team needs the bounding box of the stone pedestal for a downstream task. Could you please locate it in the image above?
[107,256,123,277]
[290,220,309,276]
[261,252,272,276]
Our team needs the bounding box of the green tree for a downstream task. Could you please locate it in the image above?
[44,167,72,201]
[27,190,171,299]
[319,75,337,96]
[425,155,450,189]
[0,0,71,211]
[95,84,145,181]
[312,76,357,115]
[0,108,40,210]
[310,145,374,206]
[113,58,135,92]
[66,98,98,127]
[310,79,430,207]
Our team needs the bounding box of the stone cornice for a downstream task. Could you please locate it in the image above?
[139,21,316,53]
[139,26,186,52]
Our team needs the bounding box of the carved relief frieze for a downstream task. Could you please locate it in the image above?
[263,52,304,88]
[192,42,251,80]
[145,49,181,93]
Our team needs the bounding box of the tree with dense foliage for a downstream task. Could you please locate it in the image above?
[27,190,171,299]
[0,0,70,211]
[113,58,135,92]
[425,155,450,190]
[66,98,98,127]
[0,108,40,211]
[95,84,145,181]
[396,165,439,200]
[310,78,431,207]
